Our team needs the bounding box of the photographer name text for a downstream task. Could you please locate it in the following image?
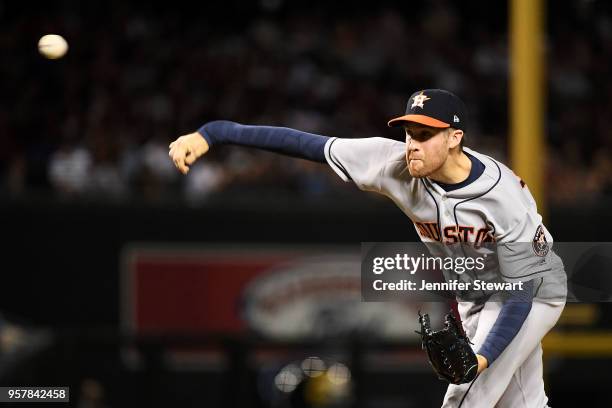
[372,279,523,291]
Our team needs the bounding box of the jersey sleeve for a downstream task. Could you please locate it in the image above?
[495,206,558,282]
[324,137,406,193]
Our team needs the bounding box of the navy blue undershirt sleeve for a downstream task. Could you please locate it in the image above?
[198,120,329,163]
[477,280,534,365]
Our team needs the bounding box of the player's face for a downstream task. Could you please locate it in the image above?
[404,124,450,177]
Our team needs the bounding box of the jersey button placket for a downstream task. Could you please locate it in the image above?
[438,195,450,242]
[441,196,452,218]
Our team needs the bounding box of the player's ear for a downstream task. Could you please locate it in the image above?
[448,129,463,149]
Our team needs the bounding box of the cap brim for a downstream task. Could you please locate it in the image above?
[387,114,451,128]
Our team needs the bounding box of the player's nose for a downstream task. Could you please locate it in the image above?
[406,137,420,151]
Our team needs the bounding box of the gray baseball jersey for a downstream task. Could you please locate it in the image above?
[325,137,544,244]
[324,136,566,407]
[325,137,565,295]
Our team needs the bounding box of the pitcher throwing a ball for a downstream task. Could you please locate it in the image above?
[169,89,566,407]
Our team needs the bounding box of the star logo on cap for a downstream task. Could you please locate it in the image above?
[411,91,431,109]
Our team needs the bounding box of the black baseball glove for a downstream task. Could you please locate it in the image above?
[416,311,478,385]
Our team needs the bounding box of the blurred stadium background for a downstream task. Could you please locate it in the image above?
[1,0,612,406]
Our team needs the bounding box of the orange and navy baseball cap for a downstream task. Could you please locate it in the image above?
[387,89,468,131]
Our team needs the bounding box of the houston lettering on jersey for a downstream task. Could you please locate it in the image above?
[415,221,495,245]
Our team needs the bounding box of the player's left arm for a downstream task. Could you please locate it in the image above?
[476,185,551,372]
[495,177,556,282]
[475,279,534,373]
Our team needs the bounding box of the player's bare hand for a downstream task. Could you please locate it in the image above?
[168,132,210,174]
[476,354,488,374]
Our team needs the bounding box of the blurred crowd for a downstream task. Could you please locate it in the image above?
[1,0,612,206]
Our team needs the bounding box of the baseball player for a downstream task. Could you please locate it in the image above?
[169,89,566,407]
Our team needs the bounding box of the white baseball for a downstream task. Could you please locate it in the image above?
[38,34,69,59]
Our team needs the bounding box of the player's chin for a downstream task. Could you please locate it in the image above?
[408,161,429,178]
[409,171,429,178]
